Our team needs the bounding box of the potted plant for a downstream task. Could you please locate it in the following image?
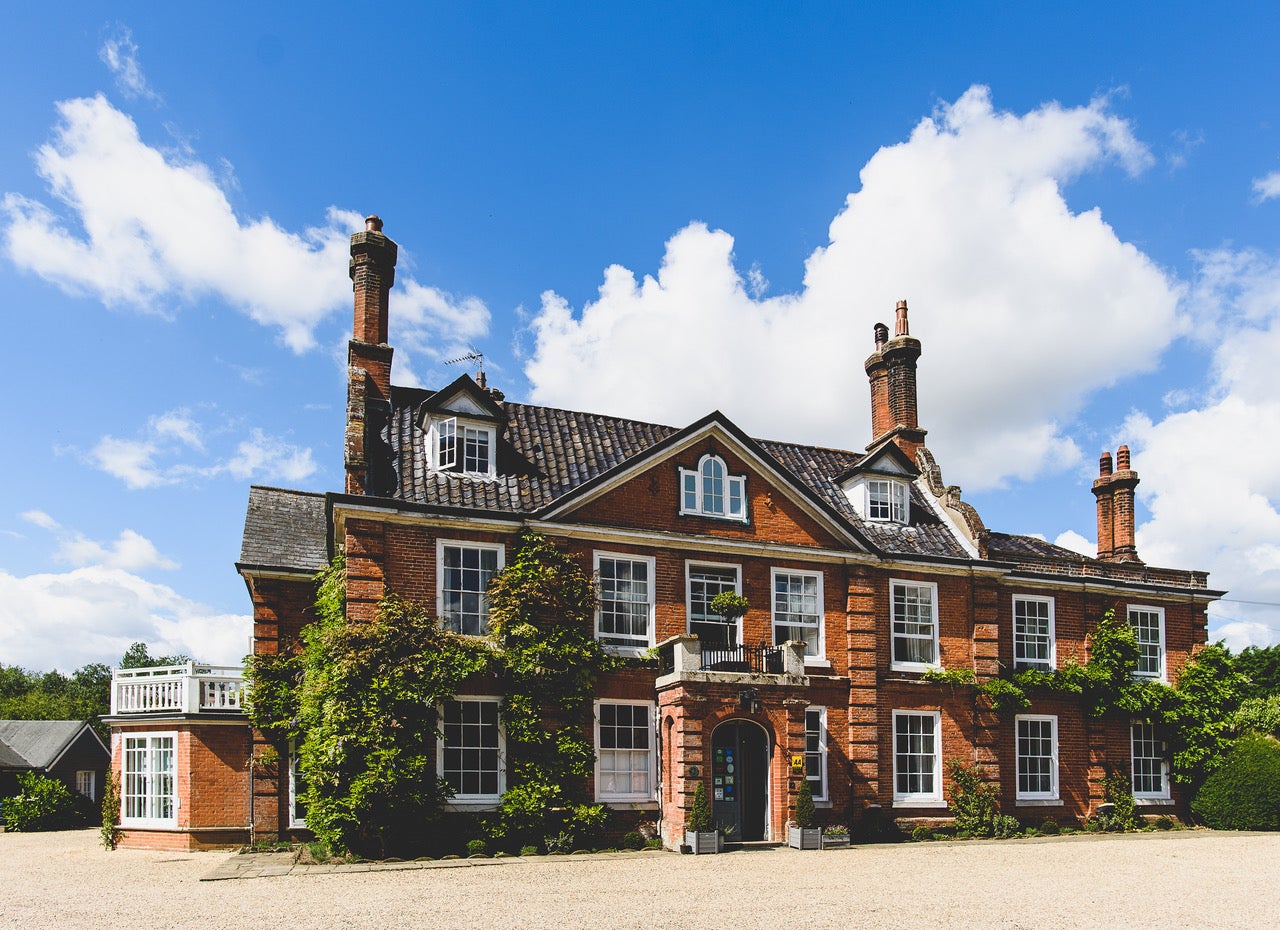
[821,824,850,849]
[787,777,822,849]
[684,782,719,854]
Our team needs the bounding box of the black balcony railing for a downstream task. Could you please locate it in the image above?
[699,642,785,674]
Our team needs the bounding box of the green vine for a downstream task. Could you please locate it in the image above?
[485,531,614,850]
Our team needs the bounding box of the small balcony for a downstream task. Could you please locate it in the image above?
[655,634,808,687]
[110,663,248,716]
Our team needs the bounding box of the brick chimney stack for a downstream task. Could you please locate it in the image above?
[345,215,398,496]
[864,300,927,459]
[1092,445,1141,563]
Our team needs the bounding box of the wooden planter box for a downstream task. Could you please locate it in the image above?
[788,826,822,850]
[685,830,721,854]
[821,833,851,849]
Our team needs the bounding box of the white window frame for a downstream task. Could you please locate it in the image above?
[427,416,496,478]
[594,700,656,803]
[1131,720,1171,801]
[805,706,828,801]
[75,770,96,802]
[594,552,656,654]
[436,540,505,636]
[1013,595,1056,671]
[686,560,743,646]
[288,740,307,829]
[772,568,824,661]
[892,710,942,806]
[1127,605,1166,680]
[438,696,506,803]
[678,454,747,522]
[1014,714,1059,802]
[866,478,910,523]
[890,579,940,672]
[121,731,178,828]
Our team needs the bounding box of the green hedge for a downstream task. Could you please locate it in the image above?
[1191,733,1280,831]
[2,772,95,831]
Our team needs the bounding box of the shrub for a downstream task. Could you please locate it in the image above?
[520,844,539,856]
[621,831,645,850]
[1233,695,1280,738]
[793,775,816,829]
[1153,815,1175,831]
[947,761,1000,837]
[2,772,87,831]
[910,825,933,842]
[465,838,487,857]
[1191,732,1280,831]
[1097,770,1139,832]
[1039,818,1060,836]
[687,782,714,833]
[993,814,1021,838]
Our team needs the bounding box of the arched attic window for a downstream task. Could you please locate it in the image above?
[679,453,746,522]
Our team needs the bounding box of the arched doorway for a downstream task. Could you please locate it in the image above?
[710,719,771,841]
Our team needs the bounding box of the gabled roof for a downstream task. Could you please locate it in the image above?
[238,486,329,574]
[417,374,507,423]
[0,720,100,770]
[377,388,973,559]
[835,439,919,480]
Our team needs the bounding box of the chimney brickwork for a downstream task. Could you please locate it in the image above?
[345,215,398,496]
[1092,445,1142,564]
[864,300,926,459]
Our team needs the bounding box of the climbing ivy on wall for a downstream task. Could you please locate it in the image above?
[245,533,614,857]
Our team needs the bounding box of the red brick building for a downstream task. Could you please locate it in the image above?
[108,216,1219,850]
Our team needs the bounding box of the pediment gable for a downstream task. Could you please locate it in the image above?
[417,374,506,425]
[836,439,919,480]
[541,411,873,552]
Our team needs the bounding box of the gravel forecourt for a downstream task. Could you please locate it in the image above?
[2,828,1276,930]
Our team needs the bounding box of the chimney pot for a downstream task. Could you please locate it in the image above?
[1099,451,1113,477]
[365,215,383,233]
[873,322,889,347]
[1116,445,1131,470]
[895,300,909,336]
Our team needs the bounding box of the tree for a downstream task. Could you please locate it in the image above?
[119,642,190,669]
[1233,644,1280,699]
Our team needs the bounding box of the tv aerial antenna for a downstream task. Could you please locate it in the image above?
[445,348,488,388]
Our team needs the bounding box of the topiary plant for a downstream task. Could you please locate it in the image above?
[1191,732,1280,831]
[687,781,714,834]
[793,774,816,829]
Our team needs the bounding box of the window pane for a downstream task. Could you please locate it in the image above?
[701,458,725,514]
[1016,718,1056,797]
[597,702,652,799]
[443,699,502,798]
[892,583,936,665]
[689,566,739,645]
[598,557,652,647]
[1014,598,1053,670]
[774,572,821,656]
[442,545,500,635]
[1128,609,1163,677]
[894,713,937,797]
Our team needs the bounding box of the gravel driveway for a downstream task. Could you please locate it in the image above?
[2,828,1276,929]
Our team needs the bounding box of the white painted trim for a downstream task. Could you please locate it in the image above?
[593,700,657,803]
[771,567,825,660]
[435,539,506,636]
[287,740,307,830]
[1014,714,1059,801]
[889,578,941,672]
[804,705,829,801]
[1130,720,1172,800]
[594,551,657,650]
[1127,605,1167,681]
[438,696,506,804]
[1013,594,1057,671]
[120,731,179,829]
[915,478,982,559]
[891,710,943,805]
[426,415,497,478]
[678,453,748,523]
[685,559,744,646]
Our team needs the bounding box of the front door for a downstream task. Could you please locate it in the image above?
[710,720,770,841]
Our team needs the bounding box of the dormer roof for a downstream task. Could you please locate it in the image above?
[416,374,506,426]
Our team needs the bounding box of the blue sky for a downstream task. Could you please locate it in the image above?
[2,2,1279,670]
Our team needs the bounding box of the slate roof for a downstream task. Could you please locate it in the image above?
[987,532,1087,562]
[0,720,88,769]
[379,387,971,559]
[238,487,329,573]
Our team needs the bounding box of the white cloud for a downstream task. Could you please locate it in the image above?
[524,86,1180,491]
[1123,246,1280,647]
[2,95,489,359]
[1252,170,1280,203]
[1211,618,1279,653]
[87,409,316,488]
[0,565,249,671]
[222,429,316,483]
[21,511,179,572]
[99,25,161,104]
[1053,530,1095,557]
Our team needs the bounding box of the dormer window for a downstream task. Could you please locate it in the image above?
[679,454,746,521]
[867,479,908,523]
[429,416,495,477]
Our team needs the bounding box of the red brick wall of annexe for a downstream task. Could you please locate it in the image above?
[112,723,251,851]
